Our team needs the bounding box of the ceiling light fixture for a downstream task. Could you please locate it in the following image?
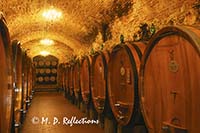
[40,38,54,45]
[40,51,50,56]
[42,8,62,21]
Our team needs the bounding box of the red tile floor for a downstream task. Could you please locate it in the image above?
[20,92,104,133]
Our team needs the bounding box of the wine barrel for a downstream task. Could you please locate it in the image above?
[69,65,74,96]
[65,66,70,96]
[44,76,50,82]
[38,60,44,66]
[51,61,57,66]
[51,68,57,74]
[22,52,29,114]
[45,60,50,67]
[39,69,45,74]
[139,26,200,133]
[34,61,38,66]
[12,41,23,129]
[32,67,37,87]
[108,42,146,126]
[38,76,44,82]
[62,71,65,87]
[45,68,51,74]
[26,57,33,105]
[91,50,110,114]
[36,69,39,74]
[58,64,66,88]
[0,13,13,133]
[80,56,93,104]
[50,76,56,82]
[73,60,81,100]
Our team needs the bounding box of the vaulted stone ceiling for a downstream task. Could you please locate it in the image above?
[0,0,133,62]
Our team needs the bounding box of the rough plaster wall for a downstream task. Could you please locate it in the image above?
[92,0,199,51]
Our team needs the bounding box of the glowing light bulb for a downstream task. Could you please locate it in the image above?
[40,39,54,45]
[42,8,62,21]
[40,51,50,56]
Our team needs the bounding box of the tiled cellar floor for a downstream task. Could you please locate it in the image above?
[20,92,104,133]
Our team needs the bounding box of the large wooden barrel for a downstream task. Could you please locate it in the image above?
[26,57,33,103]
[22,52,29,114]
[91,51,110,114]
[73,60,81,100]
[0,13,13,133]
[12,41,23,128]
[80,56,92,104]
[108,42,146,126]
[139,26,200,133]
[65,66,70,97]
[69,65,74,96]
[57,64,65,89]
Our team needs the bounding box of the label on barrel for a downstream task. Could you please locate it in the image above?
[168,60,179,73]
[99,66,102,73]
[120,67,125,76]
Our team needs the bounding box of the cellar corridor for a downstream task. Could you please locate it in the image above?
[20,91,104,133]
[0,0,200,133]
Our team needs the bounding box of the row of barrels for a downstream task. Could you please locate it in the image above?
[35,68,57,74]
[36,76,56,82]
[33,60,58,67]
[58,25,200,133]
[0,14,34,133]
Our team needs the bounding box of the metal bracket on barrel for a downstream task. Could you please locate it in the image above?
[26,99,31,107]
[74,89,80,94]
[14,83,20,92]
[162,121,188,133]
[17,108,27,114]
[94,96,105,110]
[29,95,33,100]
[83,91,90,98]
[114,101,129,121]
[114,101,129,113]
[14,121,21,128]
[26,99,30,103]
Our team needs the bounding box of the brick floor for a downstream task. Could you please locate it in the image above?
[20,92,104,133]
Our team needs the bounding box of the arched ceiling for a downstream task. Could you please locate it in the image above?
[0,0,133,62]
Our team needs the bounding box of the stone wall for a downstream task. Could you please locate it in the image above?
[92,0,199,50]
